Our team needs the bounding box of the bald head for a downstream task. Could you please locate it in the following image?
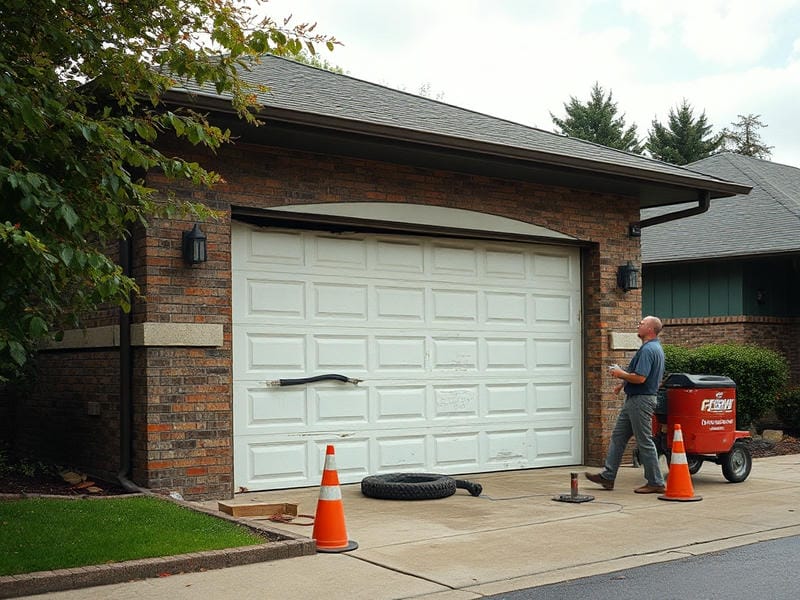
[638,316,663,340]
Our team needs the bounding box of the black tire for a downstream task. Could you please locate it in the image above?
[720,442,752,483]
[361,473,456,500]
[686,454,703,475]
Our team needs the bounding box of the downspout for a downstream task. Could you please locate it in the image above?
[629,190,711,236]
[118,236,149,494]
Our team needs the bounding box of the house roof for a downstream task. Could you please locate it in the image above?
[641,153,800,264]
[167,55,750,206]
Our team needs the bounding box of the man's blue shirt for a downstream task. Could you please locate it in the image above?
[624,339,665,396]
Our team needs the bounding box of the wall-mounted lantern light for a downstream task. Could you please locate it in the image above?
[182,224,207,265]
[617,261,640,292]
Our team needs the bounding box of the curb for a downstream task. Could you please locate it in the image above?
[0,494,316,599]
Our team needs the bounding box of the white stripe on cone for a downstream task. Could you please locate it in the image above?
[318,485,342,501]
[672,428,688,464]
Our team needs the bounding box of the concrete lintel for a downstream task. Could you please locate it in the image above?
[609,332,641,351]
[130,323,224,347]
[42,323,223,350]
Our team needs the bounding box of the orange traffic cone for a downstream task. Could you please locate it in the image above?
[659,424,702,502]
[312,445,358,552]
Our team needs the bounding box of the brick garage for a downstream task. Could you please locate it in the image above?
[2,56,748,499]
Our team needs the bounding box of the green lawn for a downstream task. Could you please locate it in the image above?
[0,496,265,576]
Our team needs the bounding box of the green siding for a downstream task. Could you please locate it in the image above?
[644,257,798,318]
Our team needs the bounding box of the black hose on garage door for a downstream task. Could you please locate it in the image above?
[360,473,483,500]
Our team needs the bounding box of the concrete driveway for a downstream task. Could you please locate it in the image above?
[16,455,800,599]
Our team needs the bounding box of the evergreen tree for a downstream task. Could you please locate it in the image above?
[721,114,773,159]
[551,82,643,153]
[646,100,723,165]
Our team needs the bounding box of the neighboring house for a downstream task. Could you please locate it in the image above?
[641,152,800,384]
[3,56,749,500]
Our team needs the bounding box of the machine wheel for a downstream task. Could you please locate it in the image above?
[720,441,752,483]
[686,454,703,475]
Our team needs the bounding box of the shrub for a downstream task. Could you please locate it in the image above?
[775,387,800,433]
[664,344,693,374]
[663,343,789,428]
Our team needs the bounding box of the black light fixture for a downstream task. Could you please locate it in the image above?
[182,224,207,265]
[617,261,640,292]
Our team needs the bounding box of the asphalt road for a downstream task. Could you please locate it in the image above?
[487,534,800,600]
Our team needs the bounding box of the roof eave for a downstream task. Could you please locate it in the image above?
[162,89,752,199]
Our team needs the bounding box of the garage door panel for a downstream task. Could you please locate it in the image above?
[532,252,575,282]
[244,333,306,374]
[245,279,306,319]
[233,224,582,490]
[312,235,368,269]
[375,436,427,471]
[313,283,368,319]
[485,384,529,416]
[432,385,480,418]
[431,243,478,276]
[433,432,481,469]
[431,288,478,322]
[234,385,307,434]
[533,338,575,368]
[486,430,529,467]
[313,336,369,370]
[375,286,426,321]
[375,336,426,370]
[485,247,527,279]
[532,294,573,325]
[240,439,310,488]
[242,230,305,266]
[485,292,528,324]
[533,426,579,461]
[375,386,427,421]
[375,238,425,272]
[431,337,478,371]
[534,383,575,414]
[310,438,371,481]
[485,338,529,370]
[316,387,369,425]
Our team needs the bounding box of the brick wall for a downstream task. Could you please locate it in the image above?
[661,316,800,385]
[8,140,645,500]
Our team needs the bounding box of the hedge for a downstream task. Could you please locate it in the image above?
[663,343,789,428]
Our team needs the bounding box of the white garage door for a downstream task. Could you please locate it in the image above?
[232,222,582,491]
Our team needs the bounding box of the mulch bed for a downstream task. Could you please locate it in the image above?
[0,472,131,497]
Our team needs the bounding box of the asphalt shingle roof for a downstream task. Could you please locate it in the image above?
[171,55,746,196]
[641,153,800,263]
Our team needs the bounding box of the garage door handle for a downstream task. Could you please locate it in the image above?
[265,373,363,387]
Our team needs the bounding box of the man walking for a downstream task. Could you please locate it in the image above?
[586,315,666,493]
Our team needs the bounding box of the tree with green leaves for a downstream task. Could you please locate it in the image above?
[645,100,724,165]
[0,0,337,381]
[551,82,643,153]
[721,114,773,159]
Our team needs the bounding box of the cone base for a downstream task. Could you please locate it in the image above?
[316,539,359,553]
[658,494,702,502]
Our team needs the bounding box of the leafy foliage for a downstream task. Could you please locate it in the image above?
[775,387,800,432]
[646,100,723,165]
[0,0,336,381]
[551,82,642,153]
[664,343,789,428]
[720,114,773,158]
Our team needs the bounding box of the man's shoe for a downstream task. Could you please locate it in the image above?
[584,472,614,490]
[634,484,666,494]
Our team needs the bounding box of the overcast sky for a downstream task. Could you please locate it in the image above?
[261,0,800,168]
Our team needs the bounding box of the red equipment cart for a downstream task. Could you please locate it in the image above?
[644,373,753,482]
